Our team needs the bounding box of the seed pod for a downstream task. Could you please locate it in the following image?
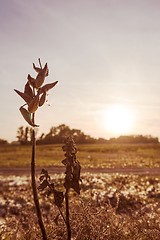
[35,63,48,89]
[19,106,38,127]
[39,92,46,107]
[28,94,39,113]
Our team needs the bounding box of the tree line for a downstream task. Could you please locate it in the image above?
[108,135,159,144]
[0,124,159,145]
[16,124,96,145]
[15,124,159,145]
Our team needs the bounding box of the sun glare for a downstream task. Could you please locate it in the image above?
[103,105,134,135]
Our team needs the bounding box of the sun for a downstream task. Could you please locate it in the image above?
[103,105,134,135]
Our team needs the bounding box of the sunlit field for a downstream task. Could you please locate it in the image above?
[0,143,160,239]
[0,143,160,168]
[0,173,160,239]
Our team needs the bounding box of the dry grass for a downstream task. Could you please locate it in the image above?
[0,173,160,239]
[0,143,160,168]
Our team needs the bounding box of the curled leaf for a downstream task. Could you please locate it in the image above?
[14,89,32,104]
[38,180,48,191]
[28,94,39,113]
[39,92,46,107]
[39,175,45,182]
[40,81,58,94]
[40,169,51,181]
[19,106,38,127]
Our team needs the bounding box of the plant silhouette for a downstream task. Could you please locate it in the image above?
[38,136,81,240]
[14,58,58,240]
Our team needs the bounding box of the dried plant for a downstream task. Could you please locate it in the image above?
[62,137,81,239]
[14,58,58,240]
[38,136,81,240]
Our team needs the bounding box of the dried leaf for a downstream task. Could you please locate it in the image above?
[71,180,81,194]
[40,169,51,181]
[39,175,44,182]
[35,63,48,89]
[40,81,58,93]
[35,73,45,89]
[24,82,33,98]
[19,106,38,127]
[53,189,64,208]
[39,92,46,107]
[64,180,71,190]
[61,158,68,165]
[27,74,35,87]
[28,94,39,113]
[73,162,81,181]
[14,89,32,104]
[41,168,48,175]
[43,63,49,76]
[38,180,48,191]
[46,189,52,197]
[33,63,42,73]
[33,63,49,76]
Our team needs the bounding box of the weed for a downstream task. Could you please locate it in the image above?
[14,58,58,239]
[38,136,81,240]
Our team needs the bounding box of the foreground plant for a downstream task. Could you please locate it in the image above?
[14,59,58,240]
[38,136,81,240]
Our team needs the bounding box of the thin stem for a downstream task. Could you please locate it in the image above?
[58,206,66,225]
[38,58,42,69]
[31,115,47,240]
[48,184,66,225]
[65,189,71,240]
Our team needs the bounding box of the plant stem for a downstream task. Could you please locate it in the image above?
[65,189,71,240]
[48,184,66,224]
[31,127,47,240]
[38,58,42,69]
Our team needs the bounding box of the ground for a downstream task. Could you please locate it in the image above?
[0,143,160,239]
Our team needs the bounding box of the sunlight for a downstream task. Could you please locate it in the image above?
[103,105,134,135]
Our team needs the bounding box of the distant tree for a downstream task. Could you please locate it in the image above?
[17,126,33,144]
[37,124,96,144]
[17,126,24,143]
[108,135,159,144]
[38,124,71,144]
[97,138,108,143]
[0,138,8,145]
[72,129,96,143]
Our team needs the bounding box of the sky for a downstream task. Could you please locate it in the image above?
[1,0,160,142]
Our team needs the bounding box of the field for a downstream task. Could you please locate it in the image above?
[0,143,160,239]
[1,143,160,168]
